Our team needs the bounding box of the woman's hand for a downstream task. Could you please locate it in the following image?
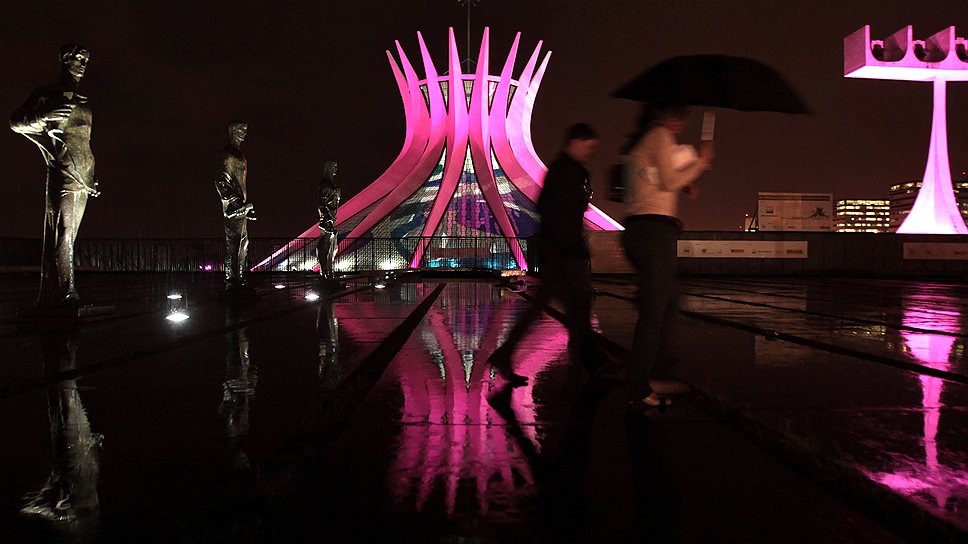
[698,141,715,168]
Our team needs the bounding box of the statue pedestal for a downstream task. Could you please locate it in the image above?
[18,305,116,321]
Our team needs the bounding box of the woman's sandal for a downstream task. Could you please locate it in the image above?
[629,393,672,411]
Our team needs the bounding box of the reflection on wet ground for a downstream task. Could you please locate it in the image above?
[1,273,961,541]
[876,295,968,513]
[18,330,102,538]
[383,283,549,517]
[594,276,968,537]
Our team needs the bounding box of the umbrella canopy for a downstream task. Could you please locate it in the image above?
[613,54,811,114]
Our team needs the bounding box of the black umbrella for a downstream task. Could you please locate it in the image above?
[612,54,811,114]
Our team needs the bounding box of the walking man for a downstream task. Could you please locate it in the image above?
[489,123,604,385]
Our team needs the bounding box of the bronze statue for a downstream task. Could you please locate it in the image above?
[11,45,99,308]
[215,121,256,288]
[317,160,340,282]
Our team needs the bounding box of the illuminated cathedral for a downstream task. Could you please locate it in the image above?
[256,28,620,272]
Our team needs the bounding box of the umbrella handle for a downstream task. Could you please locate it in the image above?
[701,110,716,141]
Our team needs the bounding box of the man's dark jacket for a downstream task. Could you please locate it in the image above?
[536,152,592,259]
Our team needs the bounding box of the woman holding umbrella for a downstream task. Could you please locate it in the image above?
[622,104,713,410]
[614,54,809,410]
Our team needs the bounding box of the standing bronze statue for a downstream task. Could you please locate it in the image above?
[11,45,99,308]
[317,160,340,282]
[215,121,256,289]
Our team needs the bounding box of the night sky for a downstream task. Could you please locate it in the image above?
[1,0,967,239]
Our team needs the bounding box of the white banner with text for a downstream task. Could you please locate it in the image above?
[903,243,968,260]
[678,240,809,258]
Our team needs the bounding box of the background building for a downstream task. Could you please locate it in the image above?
[756,192,833,232]
[834,199,890,232]
[889,180,968,232]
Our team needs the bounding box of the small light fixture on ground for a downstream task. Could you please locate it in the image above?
[166,311,190,323]
[274,284,286,289]
[167,293,183,300]
[305,293,320,301]
[374,280,387,289]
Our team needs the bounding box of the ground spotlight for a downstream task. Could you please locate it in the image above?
[374,280,387,289]
[274,284,286,289]
[167,293,183,300]
[166,311,190,323]
[305,293,320,301]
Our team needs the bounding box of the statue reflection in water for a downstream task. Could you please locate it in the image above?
[317,285,342,390]
[20,329,102,537]
[219,305,257,470]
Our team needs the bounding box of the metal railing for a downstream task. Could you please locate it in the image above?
[69,236,532,273]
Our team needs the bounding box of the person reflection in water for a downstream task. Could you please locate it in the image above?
[219,306,257,470]
[317,286,342,390]
[11,45,100,308]
[489,123,606,385]
[21,330,102,534]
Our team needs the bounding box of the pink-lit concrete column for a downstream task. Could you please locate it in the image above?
[844,25,968,234]
[901,79,966,234]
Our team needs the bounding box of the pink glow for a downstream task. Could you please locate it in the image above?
[897,79,968,233]
[845,26,968,82]
[467,29,528,269]
[387,284,572,514]
[871,295,968,510]
[258,28,622,272]
[342,36,448,243]
[411,29,470,268]
[844,25,968,234]
[335,48,424,223]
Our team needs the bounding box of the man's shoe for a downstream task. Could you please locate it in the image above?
[499,368,529,387]
[488,351,528,387]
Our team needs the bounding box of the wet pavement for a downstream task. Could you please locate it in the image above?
[0,272,960,542]
[594,276,968,541]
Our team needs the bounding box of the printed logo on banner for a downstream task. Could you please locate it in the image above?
[678,241,809,259]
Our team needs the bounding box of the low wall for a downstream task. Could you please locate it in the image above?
[4,234,968,278]
[0,238,41,271]
[588,231,968,278]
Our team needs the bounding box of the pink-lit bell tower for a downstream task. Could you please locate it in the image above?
[257,28,622,272]
[844,25,968,234]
